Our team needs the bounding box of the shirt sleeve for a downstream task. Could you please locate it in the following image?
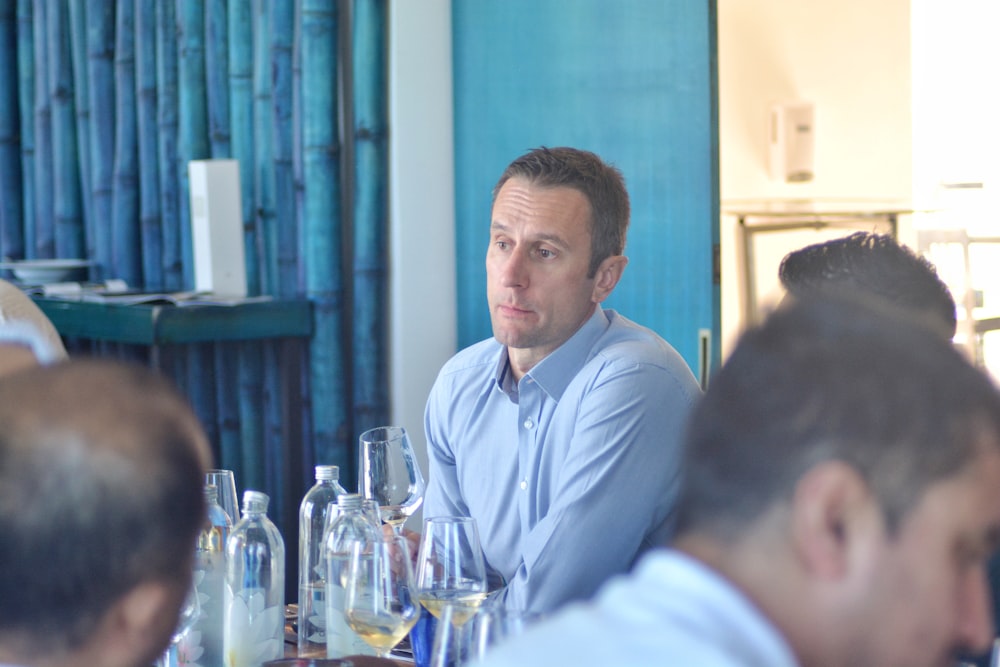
[499,360,697,613]
[423,370,470,520]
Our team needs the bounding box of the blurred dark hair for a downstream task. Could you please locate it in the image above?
[778,232,957,338]
[493,146,630,277]
[675,292,1000,540]
[0,360,209,650]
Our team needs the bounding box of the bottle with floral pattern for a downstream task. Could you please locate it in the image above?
[224,490,285,667]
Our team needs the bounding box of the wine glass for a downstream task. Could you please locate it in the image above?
[430,602,537,667]
[415,517,488,627]
[362,497,382,527]
[156,581,202,667]
[205,469,239,525]
[358,426,426,533]
[344,534,421,658]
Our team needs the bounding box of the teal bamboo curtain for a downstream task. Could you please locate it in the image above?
[0,0,389,566]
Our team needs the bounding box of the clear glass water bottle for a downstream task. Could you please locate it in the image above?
[224,490,286,667]
[194,483,232,667]
[298,465,348,652]
[324,493,380,658]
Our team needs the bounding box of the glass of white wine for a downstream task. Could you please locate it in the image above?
[344,534,421,658]
[358,426,426,533]
[415,517,488,627]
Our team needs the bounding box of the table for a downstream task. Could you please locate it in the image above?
[286,635,409,666]
[32,295,313,368]
[280,655,405,666]
[32,295,313,342]
[723,199,911,324]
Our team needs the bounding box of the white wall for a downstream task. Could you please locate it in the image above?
[388,0,456,528]
[718,0,913,354]
[912,0,1000,210]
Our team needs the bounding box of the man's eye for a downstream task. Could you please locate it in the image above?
[538,248,553,259]
[495,241,509,250]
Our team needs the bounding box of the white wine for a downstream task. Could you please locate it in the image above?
[379,504,409,526]
[346,608,418,652]
[417,589,488,625]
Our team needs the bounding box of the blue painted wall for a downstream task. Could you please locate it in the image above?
[452,0,719,374]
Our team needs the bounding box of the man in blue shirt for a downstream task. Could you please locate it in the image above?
[422,146,701,613]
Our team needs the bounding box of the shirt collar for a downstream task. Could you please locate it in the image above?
[492,305,610,402]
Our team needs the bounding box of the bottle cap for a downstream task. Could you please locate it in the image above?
[336,493,363,510]
[242,489,270,512]
[315,465,339,481]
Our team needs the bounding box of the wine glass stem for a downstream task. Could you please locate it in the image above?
[155,643,176,667]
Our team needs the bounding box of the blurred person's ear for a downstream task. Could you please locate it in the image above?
[790,460,882,581]
[90,579,183,667]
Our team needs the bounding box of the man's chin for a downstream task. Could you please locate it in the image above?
[492,329,533,350]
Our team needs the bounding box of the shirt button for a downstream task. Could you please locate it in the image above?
[520,479,527,490]
[523,418,534,429]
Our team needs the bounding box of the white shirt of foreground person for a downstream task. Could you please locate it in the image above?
[473,549,797,667]
[0,321,66,377]
[0,278,68,361]
[423,305,700,613]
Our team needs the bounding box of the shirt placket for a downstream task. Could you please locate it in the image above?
[516,374,542,529]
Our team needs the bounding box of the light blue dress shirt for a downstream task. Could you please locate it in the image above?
[423,306,700,613]
[473,549,800,667]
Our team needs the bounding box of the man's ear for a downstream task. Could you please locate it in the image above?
[591,255,628,303]
[789,460,881,580]
[93,579,181,667]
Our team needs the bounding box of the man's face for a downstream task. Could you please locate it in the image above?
[486,178,613,376]
[850,447,1000,667]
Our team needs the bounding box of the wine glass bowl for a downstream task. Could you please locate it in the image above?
[205,469,239,526]
[358,426,426,532]
[156,581,202,667]
[415,517,488,627]
[173,584,202,641]
[344,534,421,658]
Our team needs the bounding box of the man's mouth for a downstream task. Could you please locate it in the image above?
[498,303,532,317]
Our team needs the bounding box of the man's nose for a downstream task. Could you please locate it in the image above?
[500,248,529,288]
[955,566,995,656]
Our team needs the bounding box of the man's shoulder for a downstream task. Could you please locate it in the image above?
[596,311,695,375]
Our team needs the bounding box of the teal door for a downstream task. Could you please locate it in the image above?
[452,0,719,379]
